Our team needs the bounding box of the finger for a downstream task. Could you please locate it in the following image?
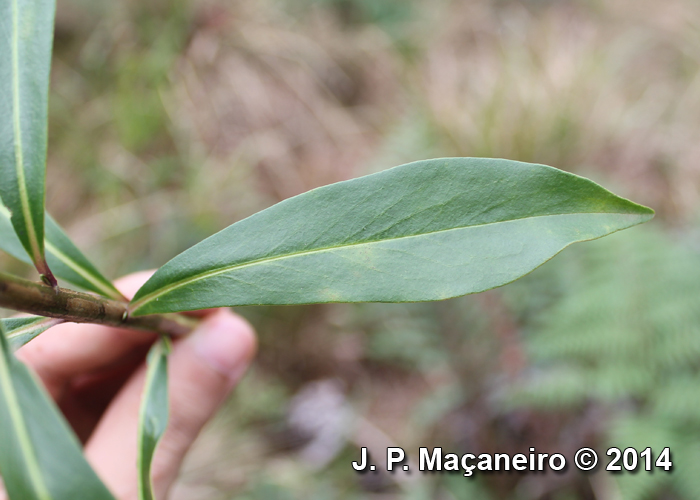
[16,271,157,399]
[85,310,256,500]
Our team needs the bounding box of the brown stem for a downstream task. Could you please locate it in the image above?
[0,271,196,336]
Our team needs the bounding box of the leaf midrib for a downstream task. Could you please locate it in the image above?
[131,211,644,312]
[11,0,42,264]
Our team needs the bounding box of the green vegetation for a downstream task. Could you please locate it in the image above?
[508,227,700,499]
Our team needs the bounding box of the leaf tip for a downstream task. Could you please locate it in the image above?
[636,204,655,223]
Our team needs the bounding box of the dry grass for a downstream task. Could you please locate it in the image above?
[417,0,700,220]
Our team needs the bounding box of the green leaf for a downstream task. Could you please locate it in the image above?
[130,158,654,315]
[137,338,170,500]
[0,202,27,259]
[0,0,56,282]
[0,204,124,300]
[0,322,116,500]
[1,316,61,351]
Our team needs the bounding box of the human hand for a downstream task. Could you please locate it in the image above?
[5,271,257,500]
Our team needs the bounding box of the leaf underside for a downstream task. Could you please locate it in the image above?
[0,322,115,500]
[0,0,55,276]
[1,316,61,351]
[0,205,123,299]
[137,338,170,500]
[131,158,654,315]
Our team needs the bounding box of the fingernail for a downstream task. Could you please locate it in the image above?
[190,312,254,386]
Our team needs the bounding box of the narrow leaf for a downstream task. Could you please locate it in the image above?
[0,204,124,300]
[1,316,61,351]
[131,158,654,315]
[137,338,170,500]
[0,0,56,283]
[0,322,116,500]
[0,203,27,259]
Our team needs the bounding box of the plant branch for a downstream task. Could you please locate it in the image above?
[0,271,196,336]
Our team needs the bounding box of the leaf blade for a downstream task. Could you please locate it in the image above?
[0,322,116,500]
[137,338,170,500]
[131,158,654,315]
[1,316,61,351]
[0,0,56,280]
[0,205,123,299]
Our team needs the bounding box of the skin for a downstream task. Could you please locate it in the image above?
[1,271,257,500]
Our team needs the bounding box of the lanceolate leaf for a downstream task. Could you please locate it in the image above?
[0,204,123,300]
[0,0,56,283]
[131,158,654,315]
[0,322,116,500]
[1,316,61,351]
[137,338,170,500]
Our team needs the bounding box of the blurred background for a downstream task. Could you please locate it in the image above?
[3,0,700,498]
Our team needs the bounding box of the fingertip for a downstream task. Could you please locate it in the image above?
[188,309,257,386]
